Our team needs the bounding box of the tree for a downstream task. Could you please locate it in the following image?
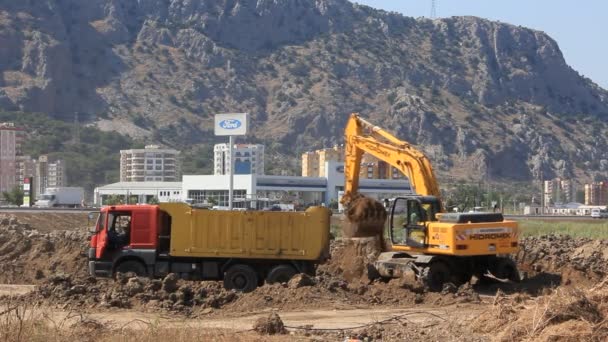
[103,195,124,205]
[2,186,24,206]
[147,196,159,204]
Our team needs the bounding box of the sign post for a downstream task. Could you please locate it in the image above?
[22,177,33,207]
[214,113,249,210]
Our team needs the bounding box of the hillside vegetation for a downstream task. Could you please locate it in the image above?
[1,0,608,180]
[0,112,139,191]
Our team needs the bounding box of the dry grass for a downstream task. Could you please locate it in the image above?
[518,220,608,239]
[477,282,608,341]
[0,297,293,342]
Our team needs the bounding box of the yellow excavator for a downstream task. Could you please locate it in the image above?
[340,113,520,291]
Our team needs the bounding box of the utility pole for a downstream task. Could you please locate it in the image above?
[430,0,437,19]
[72,112,80,145]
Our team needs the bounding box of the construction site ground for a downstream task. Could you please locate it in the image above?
[1,212,607,341]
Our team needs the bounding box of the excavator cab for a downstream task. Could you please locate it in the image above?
[389,196,442,248]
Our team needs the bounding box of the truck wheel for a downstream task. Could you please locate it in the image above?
[224,264,258,293]
[420,261,451,292]
[266,264,297,284]
[115,260,147,277]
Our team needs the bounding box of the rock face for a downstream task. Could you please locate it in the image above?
[1,0,608,180]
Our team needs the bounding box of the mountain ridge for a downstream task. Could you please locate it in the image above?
[1,0,607,181]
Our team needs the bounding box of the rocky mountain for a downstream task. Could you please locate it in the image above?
[1,0,608,181]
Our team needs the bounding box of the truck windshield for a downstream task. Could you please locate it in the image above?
[41,195,55,200]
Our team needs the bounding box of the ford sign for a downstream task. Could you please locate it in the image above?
[219,119,242,130]
[215,113,248,136]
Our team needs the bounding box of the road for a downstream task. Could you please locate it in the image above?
[506,215,605,222]
[0,207,94,213]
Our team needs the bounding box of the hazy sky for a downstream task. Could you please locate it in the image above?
[355,0,608,89]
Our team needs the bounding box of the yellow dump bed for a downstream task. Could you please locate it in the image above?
[159,203,331,261]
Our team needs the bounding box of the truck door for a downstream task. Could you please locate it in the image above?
[96,212,109,259]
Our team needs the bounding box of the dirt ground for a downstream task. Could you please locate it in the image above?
[1,213,608,341]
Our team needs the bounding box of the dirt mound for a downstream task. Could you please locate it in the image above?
[5,212,88,233]
[253,312,286,335]
[13,273,240,315]
[517,235,608,289]
[319,238,383,284]
[0,214,89,284]
[474,278,608,341]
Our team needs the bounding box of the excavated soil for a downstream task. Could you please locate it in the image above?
[3,214,608,340]
[0,214,89,284]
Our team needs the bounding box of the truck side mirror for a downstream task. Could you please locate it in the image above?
[88,212,100,233]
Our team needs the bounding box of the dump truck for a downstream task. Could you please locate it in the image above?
[88,203,331,292]
[340,113,520,290]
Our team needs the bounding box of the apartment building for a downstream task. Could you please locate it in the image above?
[0,123,24,194]
[302,145,404,180]
[544,178,576,205]
[584,182,608,205]
[302,145,343,178]
[16,155,36,185]
[214,144,264,175]
[35,155,66,196]
[120,145,180,182]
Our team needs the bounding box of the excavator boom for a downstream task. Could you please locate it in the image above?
[341,113,443,238]
[342,113,442,206]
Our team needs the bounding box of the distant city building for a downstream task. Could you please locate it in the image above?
[302,146,404,180]
[360,154,404,180]
[120,145,180,182]
[16,155,36,185]
[544,178,575,205]
[0,123,24,194]
[35,155,66,197]
[302,145,343,178]
[584,182,608,205]
[214,144,264,175]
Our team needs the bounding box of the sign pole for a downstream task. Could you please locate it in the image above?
[214,113,248,211]
[229,135,234,210]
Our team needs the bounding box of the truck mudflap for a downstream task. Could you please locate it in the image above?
[89,260,112,277]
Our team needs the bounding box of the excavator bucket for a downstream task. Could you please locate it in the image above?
[342,195,387,239]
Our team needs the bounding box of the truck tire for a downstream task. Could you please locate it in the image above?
[420,261,451,292]
[266,264,297,284]
[115,260,147,277]
[494,257,520,282]
[224,264,258,292]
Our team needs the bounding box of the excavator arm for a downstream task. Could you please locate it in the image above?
[341,113,442,208]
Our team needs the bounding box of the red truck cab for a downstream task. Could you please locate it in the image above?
[89,205,163,277]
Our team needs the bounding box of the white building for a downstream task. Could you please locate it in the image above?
[120,145,179,182]
[214,143,264,176]
[94,161,413,209]
[524,202,607,216]
[94,182,183,205]
[183,160,412,209]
